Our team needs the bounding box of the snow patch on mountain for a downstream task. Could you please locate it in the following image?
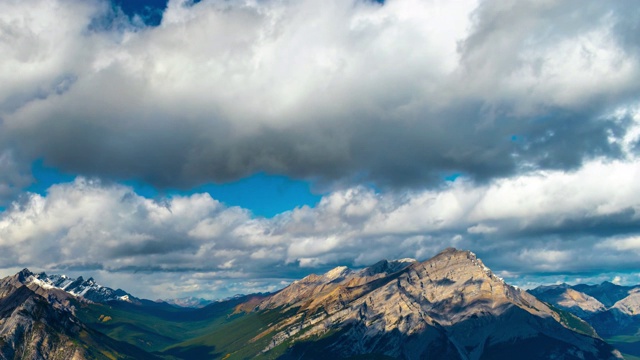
[26,271,135,303]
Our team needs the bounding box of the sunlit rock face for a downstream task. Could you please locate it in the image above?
[256,248,622,360]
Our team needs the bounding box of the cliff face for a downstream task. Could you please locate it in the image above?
[0,285,85,360]
[257,248,621,360]
[0,270,156,360]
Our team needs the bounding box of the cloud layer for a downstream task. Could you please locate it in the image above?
[2,155,640,298]
[2,0,640,298]
[1,0,639,192]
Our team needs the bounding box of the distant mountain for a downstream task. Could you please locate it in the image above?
[528,284,607,318]
[572,282,639,308]
[530,282,640,336]
[0,251,625,359]
[530,281,640,359]
[162,296,215,308]
[162,294,251,308]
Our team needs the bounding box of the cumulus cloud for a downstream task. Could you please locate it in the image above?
[2,0,640,298]
[1,0,639,190]
[1,156,640,298]
[597,236,640,253]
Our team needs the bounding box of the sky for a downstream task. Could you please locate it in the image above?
[1,0,640,300]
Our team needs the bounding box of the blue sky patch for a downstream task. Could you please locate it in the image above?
[111,0,169,26]
[28,161,321,218]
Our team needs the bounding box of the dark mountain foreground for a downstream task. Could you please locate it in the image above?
[0,249,624,359]
[0,270,158,359]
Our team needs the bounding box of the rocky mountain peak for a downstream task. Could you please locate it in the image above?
[253,249,621,359]
[437,246,465,254]
[323,266,351,282]
[261,256,419,310]
[417,247,504,285]
[16,268,33,282]
[360,258,417,277]
[11,270,137,304]
[1,251,625,360]
[432,247,475,259]
[0,273,151,359]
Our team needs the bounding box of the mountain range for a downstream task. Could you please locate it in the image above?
[530,281,640,358]
[161,297,215,309]
[0,269,158,359]
[0,248,631,359]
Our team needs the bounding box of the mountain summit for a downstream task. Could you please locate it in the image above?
[29,271,135,303]
[0,269,156,359]
[0,249,625,359]
[244,248,621,359]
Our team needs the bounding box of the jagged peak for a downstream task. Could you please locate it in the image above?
[417,248,509,286]
[359,258,417,277]
[16,268,34,282]
[600,280,618,287]
[531,283,570,292]
[433,247,475,258]
[425,248,480,266]
[323,266,351,281]
[424,248,479,266]
[361,260,389,276]
[17,271,136,304]
[439,247,467,255]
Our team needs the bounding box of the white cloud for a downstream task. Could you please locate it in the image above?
[516,249,572,271]
[1,155,640,297]
[467,224,498,234]
[1,0,638,189]
[597,236,640,253]
[2,0,640,298]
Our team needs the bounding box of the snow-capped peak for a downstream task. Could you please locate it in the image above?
[26,272,135,303]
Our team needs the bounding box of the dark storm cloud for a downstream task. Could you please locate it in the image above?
[1,0,640,192]
[0,151,33,204]
[510,208,640,238]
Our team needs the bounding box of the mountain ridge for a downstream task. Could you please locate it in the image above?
[241,248,621,359]
[8,268,137,305]
[530,280,640,358]
[0,248,627,359]
[0,274,159,359]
